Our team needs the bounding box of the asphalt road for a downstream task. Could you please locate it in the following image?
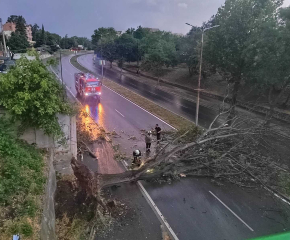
[78,54,290,140]
[57,54,290,240]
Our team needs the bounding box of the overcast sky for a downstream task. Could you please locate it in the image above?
[1,0,290,38]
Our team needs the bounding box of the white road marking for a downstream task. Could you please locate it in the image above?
[209,191,254,232]
[115,109,125,117]
[74,55,180,130]
[70,55,290,206]
[122,160,128,167]
[104,85,177,130]
[137,182,179,240]
[120,160,179,240]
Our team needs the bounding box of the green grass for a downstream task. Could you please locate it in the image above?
[0,117,45,239]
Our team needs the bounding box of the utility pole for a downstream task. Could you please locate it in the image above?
[185,23,220,126]
[55,42,64,100]
[0,18,7,57]
[100,34,103,79]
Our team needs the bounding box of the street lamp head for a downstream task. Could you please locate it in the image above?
[204,25,220,32]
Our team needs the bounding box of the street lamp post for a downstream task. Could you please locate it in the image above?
[100,33,110,80]
[55,42,64,99]
[100,34,104,79]
[185,23,220,126]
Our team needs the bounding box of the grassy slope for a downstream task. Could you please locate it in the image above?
[0,118,45,240]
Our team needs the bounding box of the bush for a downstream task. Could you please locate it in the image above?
[0,117,45,238]
[0,52,73,137]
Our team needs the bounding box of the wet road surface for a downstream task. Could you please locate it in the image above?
[53,54,290,240]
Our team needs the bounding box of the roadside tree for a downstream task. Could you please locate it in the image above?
[0,52,73,137]
[243,6,290,121]
[204,0,282,116]
[178,26,201,76]
[91,27,118,46]
[7,32,30,57]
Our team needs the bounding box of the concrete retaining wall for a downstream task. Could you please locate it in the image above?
[40,148,57,240]
[17,114,77,240]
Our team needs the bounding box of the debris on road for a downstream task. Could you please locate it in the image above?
[128,135,137,140]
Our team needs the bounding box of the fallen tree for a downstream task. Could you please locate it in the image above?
[71,108,290,211]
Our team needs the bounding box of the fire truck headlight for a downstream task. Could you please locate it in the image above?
[85,93,89,96]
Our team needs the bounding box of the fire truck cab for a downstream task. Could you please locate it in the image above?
[75,72,102,101]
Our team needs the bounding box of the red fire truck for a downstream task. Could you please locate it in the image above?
[74,72,102,101]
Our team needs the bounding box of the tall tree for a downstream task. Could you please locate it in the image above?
[7,15,18,23]
[133,26,148,39]
[31,24,39,41]
[41,24,46,45]
[91,27,117,46]
[177,27,201,76]
[15,16,27,37]
[115,33,138,63]
[244,5,290,120]
[126,27,135,35]
[204,0,283,116]
[7,32,30,56]
[0,52,72,136]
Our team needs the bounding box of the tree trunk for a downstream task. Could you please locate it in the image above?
[266,85,275,125]
[266,80,289,125]
[282,92,290,107]
[228,78,241,123]
[110,61,113,68]
[119,68,123,79]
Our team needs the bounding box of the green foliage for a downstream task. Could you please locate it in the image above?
[15,16,27,37]
[141,31,178,76]
[91,27,118,46]
[31,23,39,41]
[7,32,30,53]
[97,39,117,65]
[0,117,45,237]
[243,5,290,106]
[115,33,138,62]
[133,26,149,39]
[205,0,283,78]
[59,35,92,50]
[178,27,201,76]
[0,53,73,136]
[7,15,19,23]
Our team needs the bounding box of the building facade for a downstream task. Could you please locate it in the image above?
[3,22,33,43]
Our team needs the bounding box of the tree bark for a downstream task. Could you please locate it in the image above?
[119,68,123,79]
[266,80,289,125]
[228,77,241,124]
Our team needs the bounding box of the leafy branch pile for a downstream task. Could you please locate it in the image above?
[0,117,45,239]
[70,108,290,213]
[76,109,106,158]
[0,54,73,137]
